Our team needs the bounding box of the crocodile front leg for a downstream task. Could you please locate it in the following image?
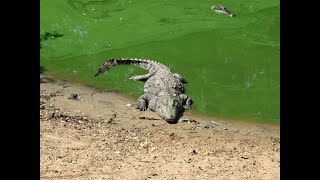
[148,97,158,112]
[179,94,192,109]
[135,94,149,111]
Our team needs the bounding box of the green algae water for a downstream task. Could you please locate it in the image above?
[40,0,279,124]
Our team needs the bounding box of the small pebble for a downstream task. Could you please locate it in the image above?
[125,103,132,107]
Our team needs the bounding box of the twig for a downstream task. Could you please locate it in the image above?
[191,126,202,131]
[245,131,259,136]
[90,90,103,96]
[183,126,201,132]
[136,158,158,163]
[180,118,198,123]
[118,96,134,103]
[139,160,158,163]
[111,109,124,116]
[90,89,119,96]
[210,121,221,126]
[139,116,161,120]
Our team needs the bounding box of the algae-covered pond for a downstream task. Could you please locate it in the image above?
[40,0,279,124]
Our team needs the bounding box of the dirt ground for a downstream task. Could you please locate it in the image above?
[40,77,280,180]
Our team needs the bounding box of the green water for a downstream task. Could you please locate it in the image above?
[40,0,280,124]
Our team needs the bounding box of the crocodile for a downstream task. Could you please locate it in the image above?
[211,5,235,17]
[94,58,192,123]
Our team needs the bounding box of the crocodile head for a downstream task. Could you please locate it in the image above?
[155,92,184,124]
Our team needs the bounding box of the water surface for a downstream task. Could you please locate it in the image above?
[40,0,280,124]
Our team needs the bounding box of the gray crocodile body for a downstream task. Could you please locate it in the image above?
[94,58,192,123]
[211,5,235,17]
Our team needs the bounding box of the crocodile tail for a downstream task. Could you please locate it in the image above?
[94,58,168,77]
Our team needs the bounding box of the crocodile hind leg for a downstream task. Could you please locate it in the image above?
[129,73,153,82]
[135,94,148,111]
[179,94,192,109]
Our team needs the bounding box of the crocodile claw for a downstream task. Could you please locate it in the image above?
[135,103,147,111]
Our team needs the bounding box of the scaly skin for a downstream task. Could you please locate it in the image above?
[94,58,192,123]
[211,5,235,17]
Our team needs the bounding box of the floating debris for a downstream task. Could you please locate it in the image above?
[211,5,235,17]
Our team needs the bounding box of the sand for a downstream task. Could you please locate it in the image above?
[40,76,280,180]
